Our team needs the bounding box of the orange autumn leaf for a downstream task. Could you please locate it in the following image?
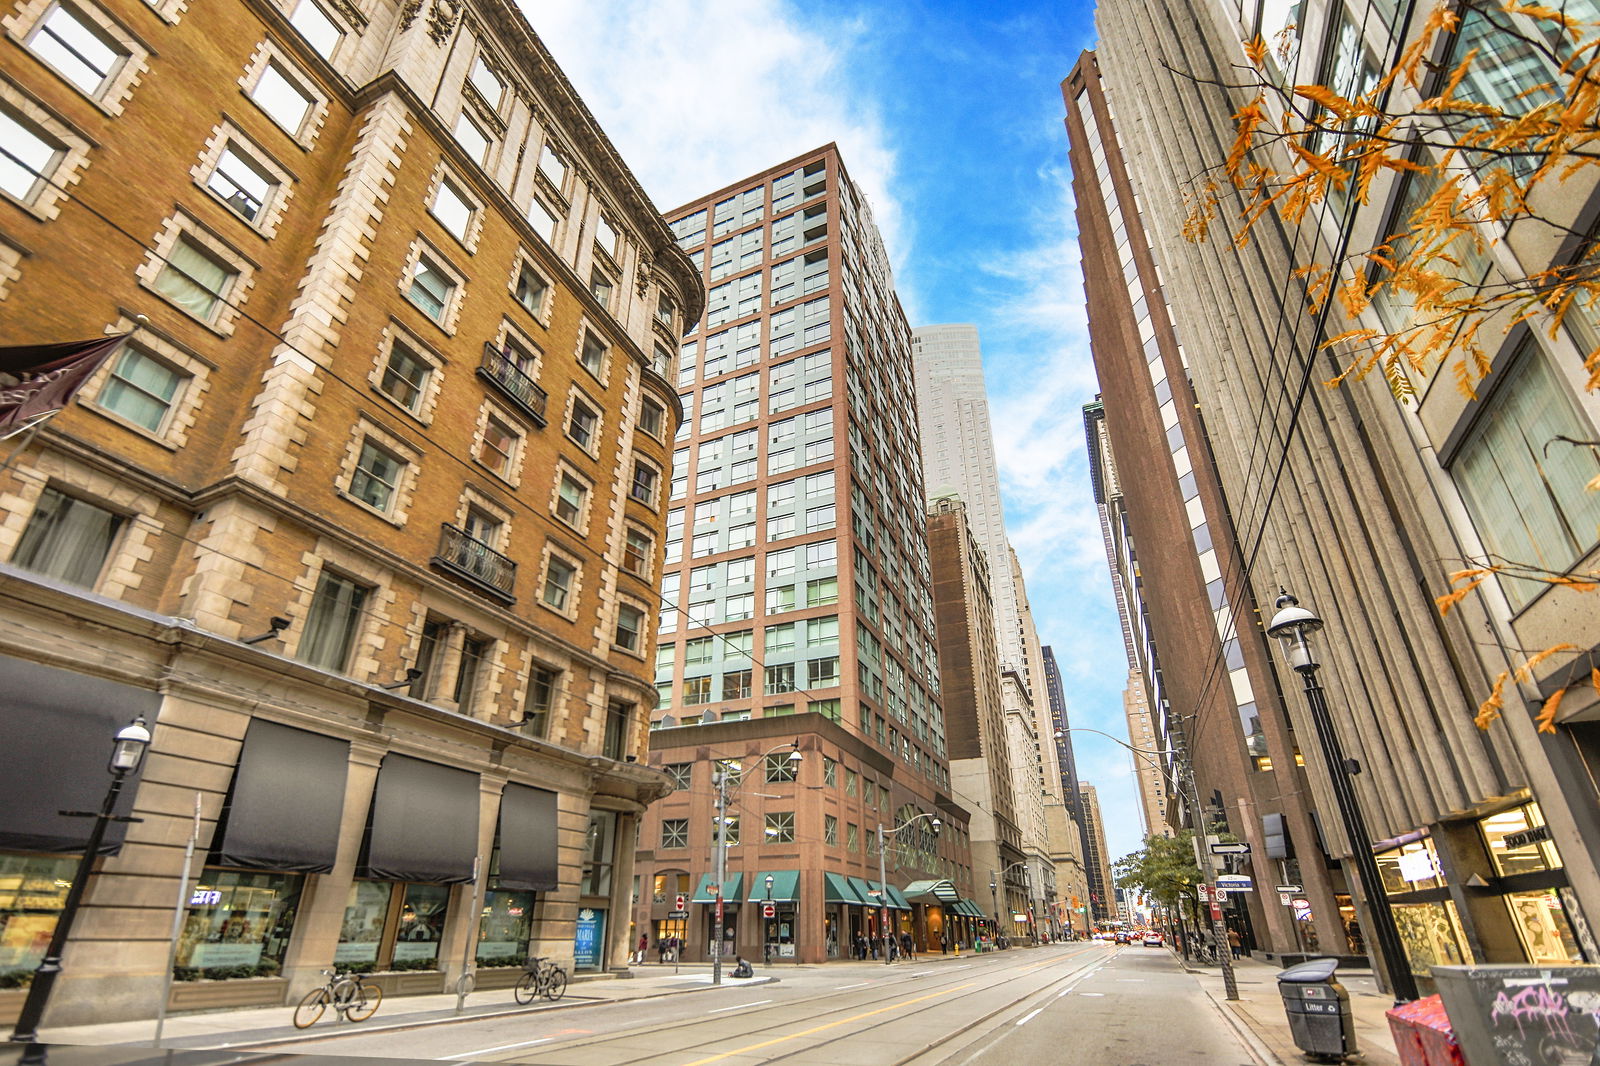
[1475,669,1509,730]
[1514,643,1579,684]
[1534,687,1566,734]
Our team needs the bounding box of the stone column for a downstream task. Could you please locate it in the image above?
[607,810,639,973]
[438,774,504,987]
[279,741,383,998]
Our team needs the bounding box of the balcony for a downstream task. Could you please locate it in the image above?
[477,344,548,425]
[431,523,516,603]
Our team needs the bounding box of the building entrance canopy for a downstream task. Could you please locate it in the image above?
[690,873,744,903]
[902,879,960,903]
[746,870,799,902]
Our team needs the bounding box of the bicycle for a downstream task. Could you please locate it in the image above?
[513,955,567,1004]
[292,968,382,1028]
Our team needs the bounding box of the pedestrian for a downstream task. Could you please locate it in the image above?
[637,931,648,964]
[1227,928,1243,960]
[657,937,666,963]
[940,933,948,955]
[900,932,913,958]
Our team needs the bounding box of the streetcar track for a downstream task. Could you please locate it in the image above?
[451,944,1109,1065]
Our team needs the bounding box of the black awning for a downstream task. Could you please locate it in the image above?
[358,754,478,884]
[213,719,349,873]
[0,655,161,853]
[495,783,559,892]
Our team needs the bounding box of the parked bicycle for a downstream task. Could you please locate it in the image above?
[513,955,567,1004]
[293,968,382,1029]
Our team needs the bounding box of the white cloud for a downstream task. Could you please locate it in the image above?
[523,0,910,280]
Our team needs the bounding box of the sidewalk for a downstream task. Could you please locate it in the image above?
[1184,953,1401,1066]
[37,962,783,1051]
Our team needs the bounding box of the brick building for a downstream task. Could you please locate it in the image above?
[0,0,699,1024]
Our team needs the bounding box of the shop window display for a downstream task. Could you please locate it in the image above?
[336,881,393,968]
[0,853,76,987]
[174,869,303,980]
[476,889,533,966]
[393,884,449,969]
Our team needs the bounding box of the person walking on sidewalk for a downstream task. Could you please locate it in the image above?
[636,932,648,964]
[1227,927,1243,959]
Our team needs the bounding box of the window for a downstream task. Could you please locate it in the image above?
[722,669,752,700]
[406,252,457,323]
[765,753,799,782]
[595,215,619,258]
[765,623,795,653]
[807,656,839,687]
[683,676,712,705]
[453,111,490,164]
[555,473,587,526]
[767,514,795,540]
[288,0,340,56]
[250,61,314,137]
[602,700,632,759]
[767,548,796,578]
[538,143,567,190]
[847,823,859,851]
[639,398,666,438]
[378,338,430,413]
[728,522,755,548]
[95,345,181,432]
[806,505,836,532]
[623,527,652,575]
[349,438,404,512]
[580,333,607,377]
[541,553,577,611]
[514,263,548,317]
[823,756,837,787]
[468,56,503,108]
[825,814,838,846]
[527,195,558,244]
[431,177,473,241]
[568,397,599,450]
[684,636,713,665]
[806,541,837,568]
[11,486,121,587]
[154,237,233,322]
[806,616,839,644]
[522,664,559,736]
[724,593,754,620]
[665,763,692,789]
[1454,347,1600,608]
[590,268,614,310]
[205,142,276,223]
[630,461,659,505]
[297,569,367,671]
[720,815,741,846]
[765,812,794,843]
[767,585,795,612]
[476,414,518,477]
[25,2,125,97]
[615,604,644,652]
[661,819,689,849]
[725,557,754,584]
[765,663,795,694]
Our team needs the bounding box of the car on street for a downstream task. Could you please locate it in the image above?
[1143,932,1163,946]
[1114,931,1131,944]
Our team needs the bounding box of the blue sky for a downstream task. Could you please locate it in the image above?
[529,0,1149,865]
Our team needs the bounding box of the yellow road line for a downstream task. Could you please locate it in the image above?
[680,981,977,1066]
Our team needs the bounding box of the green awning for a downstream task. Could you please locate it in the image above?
[961,899,987,918]
[902,879,961,903]
[746,869,799,902]
[690,872,744,903]
[885,884,912,910]
[851,876,908,910]
[824,872,862,904]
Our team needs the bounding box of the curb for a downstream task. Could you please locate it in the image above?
[1195,983,1286,1066]
[59,975,783,1052]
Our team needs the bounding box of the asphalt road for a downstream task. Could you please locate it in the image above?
[252,943,1263,1066]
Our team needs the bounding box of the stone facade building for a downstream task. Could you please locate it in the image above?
[0,0,699,1024]
[1078,0,1600,987]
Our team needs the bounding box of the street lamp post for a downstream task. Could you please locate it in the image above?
[877,812,940,966]
[988,877,998,943]
[763,873,774,967]
[711,741,800,986]
[10,714,151,1043]
[1267,592,1418,1003]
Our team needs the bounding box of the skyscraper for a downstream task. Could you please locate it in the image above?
[1078,784,1117,926]
[635,146,981,964]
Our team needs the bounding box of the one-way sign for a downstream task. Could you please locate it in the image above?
[1210,842,1251,855]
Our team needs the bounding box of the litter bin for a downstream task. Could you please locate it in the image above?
[1278,957,1356,1062]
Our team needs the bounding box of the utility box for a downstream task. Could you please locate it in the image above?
[1278,957,1357,1062]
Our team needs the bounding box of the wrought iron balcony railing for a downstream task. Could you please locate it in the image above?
[431,523,516,602]
[477,343,548,425]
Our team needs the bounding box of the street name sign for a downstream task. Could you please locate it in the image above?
[1215,874,1254,891]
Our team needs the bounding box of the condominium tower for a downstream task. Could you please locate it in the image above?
[635,146,984,965]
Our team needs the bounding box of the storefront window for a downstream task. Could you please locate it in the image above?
[393,883,448,969]
[477,889,533,966]
[1481,803,1562,877]
[0,853,75,985]
[581,811,616,897]
[336,880,394,967]
[1392,900,1473,975]
[175,869,303,980]
[1508,889,1583,964]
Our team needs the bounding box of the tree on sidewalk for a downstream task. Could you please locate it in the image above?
[1184,0,1600,730]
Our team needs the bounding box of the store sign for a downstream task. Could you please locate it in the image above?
[574,907,604,969]
[189,889,222,907]
[1504,825,1551,851]
[1398,849,1438,882]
